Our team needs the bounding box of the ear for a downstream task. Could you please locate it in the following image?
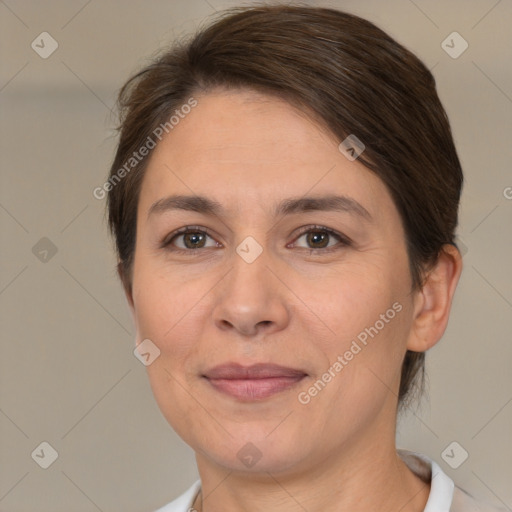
[117,261,135,316]
[406,244,463,352]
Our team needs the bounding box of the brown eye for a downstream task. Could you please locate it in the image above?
[305,230,331,249]
[182,231,207,249]
[292,226,351,252]
[163,227,219,252]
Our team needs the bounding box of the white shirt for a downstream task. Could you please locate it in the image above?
[154,450,507,512]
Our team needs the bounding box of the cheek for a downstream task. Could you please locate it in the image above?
[132,246,191,329]
[130,262,220,426]
[303,267,412,403]
[130,270,209,438]
[315,265,406,345]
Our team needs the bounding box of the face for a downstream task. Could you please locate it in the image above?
[128,89,420,475]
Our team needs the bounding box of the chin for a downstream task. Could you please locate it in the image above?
[195,428,312,475]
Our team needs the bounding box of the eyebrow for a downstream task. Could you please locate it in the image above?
[147,194,372,221]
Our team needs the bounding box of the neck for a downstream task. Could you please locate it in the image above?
[193,434,430,512]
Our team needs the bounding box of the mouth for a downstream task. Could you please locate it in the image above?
[202,363,308,401]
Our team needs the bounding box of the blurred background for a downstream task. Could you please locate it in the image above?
[0,0,511,510]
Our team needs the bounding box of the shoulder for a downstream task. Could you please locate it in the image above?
[451,485,509,512]
[153,479,201,512]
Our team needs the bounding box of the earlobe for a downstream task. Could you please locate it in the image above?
[407,244,463,352]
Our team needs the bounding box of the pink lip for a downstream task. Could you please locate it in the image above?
[203,363,307,401]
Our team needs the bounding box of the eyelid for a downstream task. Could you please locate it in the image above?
[292,224,351,242]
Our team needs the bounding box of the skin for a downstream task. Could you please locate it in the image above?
[123,88,462,512]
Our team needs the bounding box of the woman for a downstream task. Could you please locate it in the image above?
[105,5,506,512]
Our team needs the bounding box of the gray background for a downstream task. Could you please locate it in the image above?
[0,0,511,510]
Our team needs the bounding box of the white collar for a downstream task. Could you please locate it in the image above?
[397,449,455,511]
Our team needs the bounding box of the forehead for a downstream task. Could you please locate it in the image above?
[167,89,334,162]
[137,89,395,224]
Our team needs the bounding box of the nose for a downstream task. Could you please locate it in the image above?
[212,248,290,338]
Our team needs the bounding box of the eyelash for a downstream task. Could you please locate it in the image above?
[161,225,352,255]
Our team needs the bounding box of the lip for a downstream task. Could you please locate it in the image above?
[203,363,308,401]
[203,362,307,380]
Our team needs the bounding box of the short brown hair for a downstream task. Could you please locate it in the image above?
[106,5,463,409]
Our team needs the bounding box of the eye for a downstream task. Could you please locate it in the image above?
[161,225,351,255]
[162,226,220,252]
[291,225,351,253]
